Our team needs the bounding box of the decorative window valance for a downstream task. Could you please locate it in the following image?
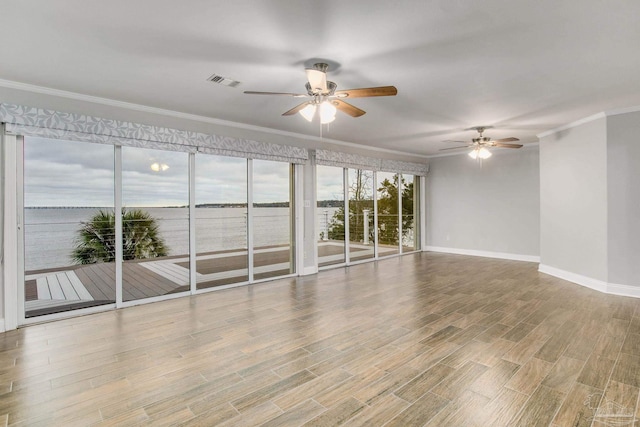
[0,103,308,164]
[315,149,428,176]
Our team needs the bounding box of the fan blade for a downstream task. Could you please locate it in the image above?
[334,86,398,98]
[305,68,327,93]
[439,146,472,151]
[492,137,520,143]
[282,102,310,116]
[334,100,366,117]
[493,143,523,149]
[442,140,467,143]
[244,91,308,98]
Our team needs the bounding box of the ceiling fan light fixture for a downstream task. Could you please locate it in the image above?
[478,147,492,159]
[469,147,492,159]
[319,101,337,124]
[299,104,316,122]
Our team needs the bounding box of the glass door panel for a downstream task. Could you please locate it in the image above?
[376,172,400,257]
[121,147,189,301]
[316,165,345,267]
[195,155,248,289]
[252,160,293,280]
[348,169,375,262]
[401,174,419,252]
[23,137,115,318]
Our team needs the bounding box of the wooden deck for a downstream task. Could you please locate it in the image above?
[25,243,385,317]
[4,252,640,425]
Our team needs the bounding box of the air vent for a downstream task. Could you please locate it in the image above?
[207,74,241,88]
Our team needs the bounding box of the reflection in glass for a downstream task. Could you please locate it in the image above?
[23,137,115,317]
[252,160,294,280]
[121,147,189,301]
[402,174,419,252]
[195,155,248,289]
[376,171,401,256]
[348,169,375,262]
[317,165,345,267]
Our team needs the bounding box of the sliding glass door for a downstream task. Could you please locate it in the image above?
[22,137,116,318]
[252,160,294,280]
[348,169,375,262]
[315,166,423,269]
[316,165,346,267]
[121,147,190,301]
[195,155,248,289]
[376,171,401,257]
[401,174,420,252]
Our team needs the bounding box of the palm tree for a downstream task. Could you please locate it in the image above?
[73,208,168,264]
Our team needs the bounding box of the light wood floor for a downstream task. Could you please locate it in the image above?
[2,252,640,426]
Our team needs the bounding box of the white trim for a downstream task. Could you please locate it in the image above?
[539,264,640,298]
[16,136,25,326]
[20,302,116,326]
[0,319,5,332]
[419,176,426,250]
[247,160,254,282]
[303,266,319,275]
[294,164,304,276]
[397,172,403,254]
[3,134,19,330]
[114,146,123,306]
[188,153,196,293]
[373,170,379,259]
[607,282,640,298]
[605,105,640,117]
[343,168,350,263]
[0,79,429,160]
[425,246,540,263]
[538,264,608,293]
[537,112,607,138]
[536,105,640,139]
[119,290,189,309]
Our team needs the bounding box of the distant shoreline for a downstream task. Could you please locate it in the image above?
[25,200,343,209]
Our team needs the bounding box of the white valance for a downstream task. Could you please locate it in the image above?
[1,103,308,163]
[315,149,428,176]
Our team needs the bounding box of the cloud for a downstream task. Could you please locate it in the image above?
[24,137,294,207]
[316,165,344,201]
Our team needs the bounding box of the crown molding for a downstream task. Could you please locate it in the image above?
[537,104,640,139]
[537,112,606,139]
[0,78,429,160]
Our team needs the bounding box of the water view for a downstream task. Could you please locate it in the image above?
[24,206,308,271]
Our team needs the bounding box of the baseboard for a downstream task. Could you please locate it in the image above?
[539,264,640,298]
[302,266,319,276]
[425,246,540,263]
[0,318,5,333]
[606,282,640,298]
[538,264,608,293]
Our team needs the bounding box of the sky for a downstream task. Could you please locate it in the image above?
[24,137,294,207]
[24,137,412,207]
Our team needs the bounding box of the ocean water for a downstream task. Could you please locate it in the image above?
[24,207,342,271]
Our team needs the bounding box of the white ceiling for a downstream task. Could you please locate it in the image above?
[1,0,639,156]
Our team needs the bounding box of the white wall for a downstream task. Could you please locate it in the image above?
[607,112,640,288]
[539,117,608,282]
[426,147,540,260]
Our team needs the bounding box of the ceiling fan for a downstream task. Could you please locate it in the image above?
[243,63,397,124]
[440,126,522,159]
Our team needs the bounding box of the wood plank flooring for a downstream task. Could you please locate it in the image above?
[2,252,640,426]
